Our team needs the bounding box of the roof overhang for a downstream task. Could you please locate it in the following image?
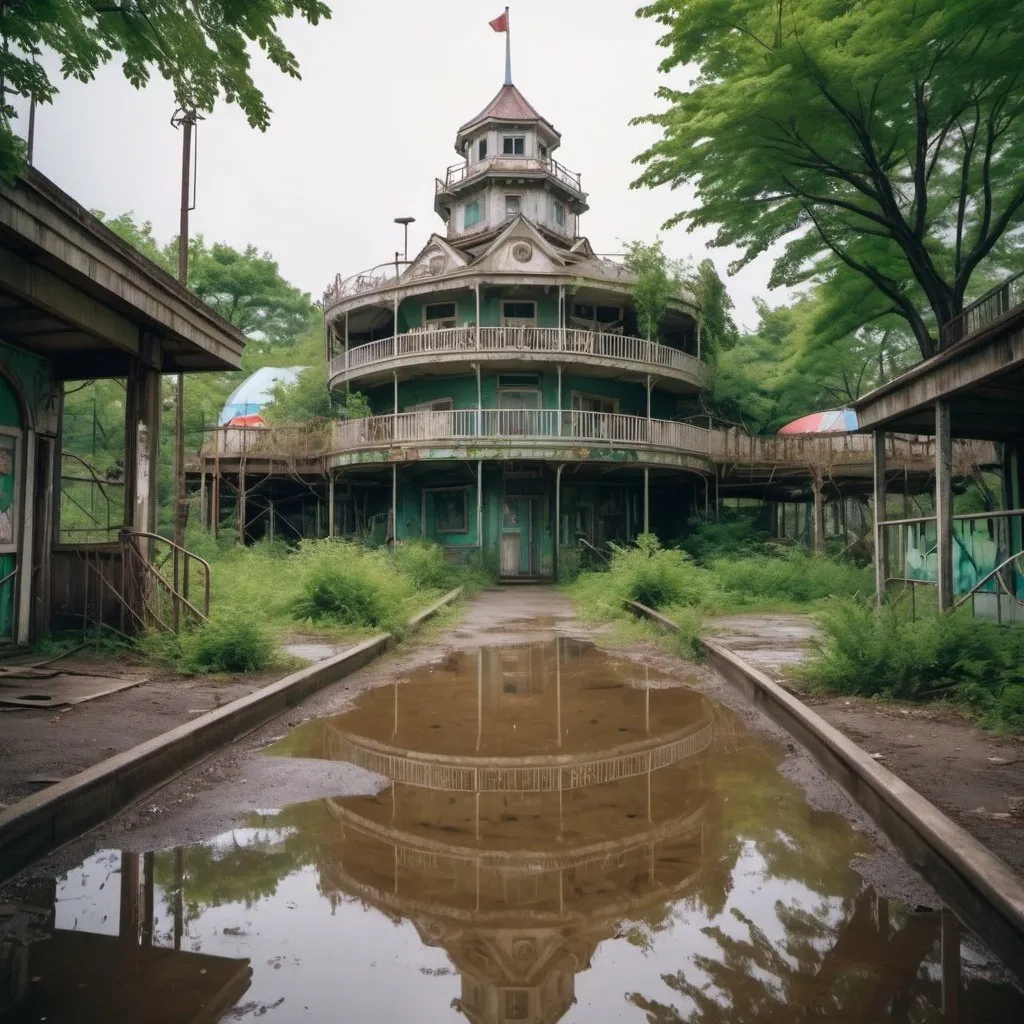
[855,313,1024,440]
[0,169,247,379]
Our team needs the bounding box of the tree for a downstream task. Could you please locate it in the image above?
[624,239,687,340]
[188,240,314,355]
[0,0,331,181]
[690,258,738,358]
[632,0,1024,357]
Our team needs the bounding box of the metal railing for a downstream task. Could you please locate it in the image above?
[880,509,1024,620]
[323,260,412,311]
[330,325,703,380]
[437,154,582,193]
[331,409,712,456]
[200,422,333,459]
[941,270,1024,349]
[118,530,211,633]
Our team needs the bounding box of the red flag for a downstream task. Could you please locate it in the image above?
[489,10,508,32]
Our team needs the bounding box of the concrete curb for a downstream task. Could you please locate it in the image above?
[0,586,464,883]
[625,599,1024,974]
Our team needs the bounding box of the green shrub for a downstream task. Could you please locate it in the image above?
[291,540,415,631]
[676,507,769,563]
[798,598,1024,733]
[709,550,873,605]
[181,611,276,674]
[392,539,471,593]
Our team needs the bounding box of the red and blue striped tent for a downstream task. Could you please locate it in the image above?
[778,408,858,435]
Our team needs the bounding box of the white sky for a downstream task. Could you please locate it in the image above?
[13,0,788,330]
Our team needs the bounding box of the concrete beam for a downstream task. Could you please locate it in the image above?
[0,249,140,354]
[857,326,1024,433]
[935,400,954,611]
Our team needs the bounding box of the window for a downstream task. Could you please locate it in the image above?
[504,990,530,1020]
[572,392,617,414]
[539,143,548,160]
[430,488,468,534]
[573,302,594,320]
[596,305,620,323]
[505,194,521,218]
[571,302,622,331]
[463,200,482,229]
[501,302,535,324]
[477,138,487,161]
[502,135,525,155]
[424,302,457,328]
[553,201,565,227]
[409,398,454,412]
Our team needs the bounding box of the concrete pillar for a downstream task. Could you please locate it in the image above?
[124,362,161,536]
[16,429,36,644]
[477,459,483,557]
[554,463,563,580]
[873,430,888,605]
[936,399,954,611]
[812,471,826,554]
[328,471,335,538]
[391,463,398,549]
[643,469,650,534]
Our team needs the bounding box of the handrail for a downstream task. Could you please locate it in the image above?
[940,269,1024,349]
[121,530,211,631]
[330,325,704,381]
[438,154,583,192]
[323,259,412,310]
[953,551,1024,611]
[330,409,713,457]
[879,508,1024,529]
[579,538,610,565]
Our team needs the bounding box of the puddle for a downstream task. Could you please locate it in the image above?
[4,637,1022,1022]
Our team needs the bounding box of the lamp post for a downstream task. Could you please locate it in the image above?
[394,216,415,261]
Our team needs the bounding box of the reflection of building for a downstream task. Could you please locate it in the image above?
[286,639,714,1023]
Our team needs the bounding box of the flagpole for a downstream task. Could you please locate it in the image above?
[504,7,512,85]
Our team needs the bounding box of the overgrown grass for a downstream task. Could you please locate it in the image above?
[796,598,1024,734]
[567,534,874,645]
[135,532,481,676]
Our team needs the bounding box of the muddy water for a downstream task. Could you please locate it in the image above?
[5,637,1023,1022]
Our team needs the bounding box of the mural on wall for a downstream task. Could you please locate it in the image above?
[900,518,1023,599]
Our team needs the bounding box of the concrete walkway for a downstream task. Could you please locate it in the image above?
[707,610,1024,878]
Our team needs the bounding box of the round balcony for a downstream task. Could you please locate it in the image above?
[325,408,714,471]
[328,326,705,393]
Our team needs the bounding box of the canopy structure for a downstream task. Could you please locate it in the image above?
[778,408,858,435]
[219,366,305,425]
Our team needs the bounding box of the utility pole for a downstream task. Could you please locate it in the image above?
[171,109,199,553]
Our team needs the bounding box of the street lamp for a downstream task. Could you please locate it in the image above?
[394,216,415,261]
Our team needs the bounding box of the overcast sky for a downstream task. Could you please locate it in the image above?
[14,0,789,329]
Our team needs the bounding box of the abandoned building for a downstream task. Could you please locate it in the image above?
[0,168,245,641]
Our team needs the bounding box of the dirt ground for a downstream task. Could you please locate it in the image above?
[708,613,1024,877]
[0,635,353,809]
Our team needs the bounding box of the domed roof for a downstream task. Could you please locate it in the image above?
[455,84,560,151]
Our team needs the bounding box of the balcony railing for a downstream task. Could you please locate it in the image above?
[940,270,1024,349]
[330,326,703,380]
[200,423,332,459]
[331,409,712,456]
[437,155,583,193]
[323,260,411,311]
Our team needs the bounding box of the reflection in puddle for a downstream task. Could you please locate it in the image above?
[4,638,1021,1022]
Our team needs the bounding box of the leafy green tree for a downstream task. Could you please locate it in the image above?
[690,258,738,358]
[0,0,331,181]
[189,240,314,356]
[633,0,1024,357]
[624,239,687,340]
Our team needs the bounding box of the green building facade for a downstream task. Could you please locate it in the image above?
[323,82,711,578]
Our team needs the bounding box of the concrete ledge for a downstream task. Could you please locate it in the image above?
[0,587,463,882]
[625,600,1024,975]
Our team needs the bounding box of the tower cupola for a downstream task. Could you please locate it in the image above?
[434,83,589,242]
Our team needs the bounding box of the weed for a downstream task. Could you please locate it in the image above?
[182,612,276,674]
[797,598,1024,734]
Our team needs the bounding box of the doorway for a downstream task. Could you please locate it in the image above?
[0,376,22,642]
[501,497,540,577]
